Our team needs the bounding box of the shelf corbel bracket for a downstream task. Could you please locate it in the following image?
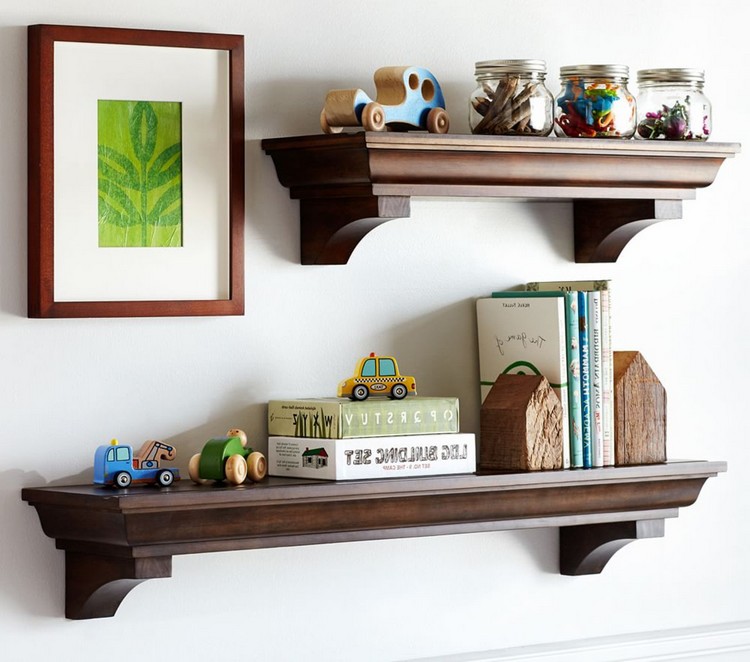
[559,519,665,575]
[64,550,172,620]
[299,194,410,265]
[574,199,682,263]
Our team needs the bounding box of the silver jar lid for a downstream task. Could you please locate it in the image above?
[475,59,547,80]
[560,64,630,80]
[637,68,705,84]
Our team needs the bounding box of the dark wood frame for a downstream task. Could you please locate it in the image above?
[28,24,245,318]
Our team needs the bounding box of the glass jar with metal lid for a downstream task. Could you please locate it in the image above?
[635,68,711,140]
[554,64,636,138]
[469,59,554,136]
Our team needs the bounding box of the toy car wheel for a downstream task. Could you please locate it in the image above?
[426,107,450,134]
[246,451,267,482]
[390,383,408,400]
[157,470,174,487]
[352,384,369,401]
[361,102,386,131]
[320,108,343,134]
[114,471,132,488]
[188,453,205,484]
[225,453,248,485]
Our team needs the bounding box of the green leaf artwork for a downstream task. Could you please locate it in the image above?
[98,100,183,247]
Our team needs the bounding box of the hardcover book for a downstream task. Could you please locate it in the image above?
[578,291,593,468]
[588,290,604,467]
[527,279,614,466]
[479,293,570,468]
[268,397,460,439]
[563,291,583,468]
[268,432,476,480]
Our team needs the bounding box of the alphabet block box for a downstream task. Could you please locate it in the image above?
[613,351,667,465]
[479,374,563,472]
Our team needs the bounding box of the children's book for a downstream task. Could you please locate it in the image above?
[479,292,570,468]
[563,292,583,468]
[527,280,614,466]
[577,291,593,468]
[588,290,604,467]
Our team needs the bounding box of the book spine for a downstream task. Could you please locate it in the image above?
[588,291,604,468]
[564,292,583,468]
[600,289,615,466]
[578,292,592,468]
[268,398,460,439]
[556,298,571,470]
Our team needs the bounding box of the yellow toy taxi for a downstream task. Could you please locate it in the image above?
[337,353,417,401]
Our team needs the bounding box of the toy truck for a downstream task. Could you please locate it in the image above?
[337,353,417,401]
[320,66,450,134]
[93,439,180,488]
[188,428,267,485]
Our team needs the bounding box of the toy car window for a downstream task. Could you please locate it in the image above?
[361,358,376,377]
[379,358,396,376]
[106,448,115,462]
[116,447,130,462]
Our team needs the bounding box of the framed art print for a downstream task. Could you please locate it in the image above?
[28,25,245,317]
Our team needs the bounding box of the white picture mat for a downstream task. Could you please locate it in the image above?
[54,41,231,302]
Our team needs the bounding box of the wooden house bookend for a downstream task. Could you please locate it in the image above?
[613,351,667,465]
[479,374,563,472]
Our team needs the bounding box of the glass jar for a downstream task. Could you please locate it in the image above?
[635,68,711,140]
[469,59,554,136]
[554,64,636,138]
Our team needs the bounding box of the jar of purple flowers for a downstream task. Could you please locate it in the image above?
[636,68,711,140]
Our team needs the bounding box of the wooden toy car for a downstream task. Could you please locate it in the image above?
[188,428,267,485]
[93,439,180,488]
[320,66,450,134]
[337,353,417,401]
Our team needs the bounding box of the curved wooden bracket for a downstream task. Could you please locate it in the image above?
[559,519,665,575]
[65,551,171,619]
[300,195,410,264]
[574,199,682,263]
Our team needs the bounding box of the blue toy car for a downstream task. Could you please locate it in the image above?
[321,66,450,134]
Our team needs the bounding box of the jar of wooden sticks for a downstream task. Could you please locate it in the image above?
[469,60,554,136]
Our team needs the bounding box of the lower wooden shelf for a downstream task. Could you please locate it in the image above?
[22,460,725,619]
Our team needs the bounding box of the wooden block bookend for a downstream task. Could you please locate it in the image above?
[479,374,563,472]
[613,351,667,465]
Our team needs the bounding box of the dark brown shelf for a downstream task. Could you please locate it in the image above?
[261,132,739,265]
[22,460,725,619]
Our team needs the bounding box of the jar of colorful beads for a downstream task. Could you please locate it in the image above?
[635,68,711,140]
[554,64,636,138]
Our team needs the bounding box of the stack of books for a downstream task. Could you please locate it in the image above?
[476,280,613,469]
[267,396,476,480]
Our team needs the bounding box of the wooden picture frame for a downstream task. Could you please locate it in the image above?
[28,24,245,318]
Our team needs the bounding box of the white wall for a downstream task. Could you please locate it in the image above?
[2,1,748,660]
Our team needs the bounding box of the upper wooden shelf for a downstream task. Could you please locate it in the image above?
[261,132,740,265]
[23,460,724,619]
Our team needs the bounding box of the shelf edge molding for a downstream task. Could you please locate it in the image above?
[261,132,739,265]
[22,460,725,619]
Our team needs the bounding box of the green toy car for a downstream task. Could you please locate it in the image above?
[188,428,267,485]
